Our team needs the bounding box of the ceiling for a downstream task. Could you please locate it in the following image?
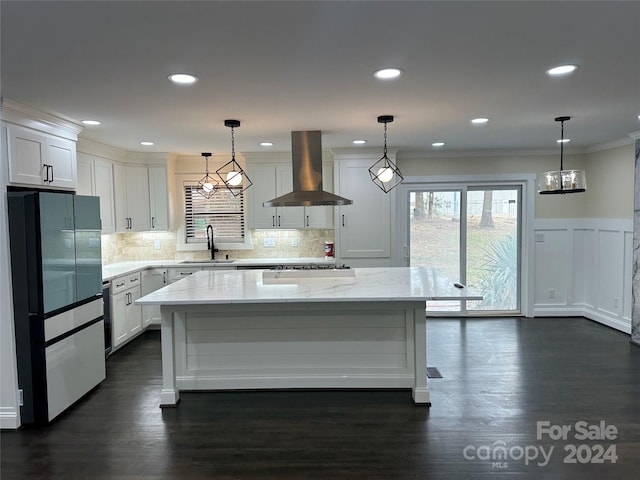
[2,0,639,157]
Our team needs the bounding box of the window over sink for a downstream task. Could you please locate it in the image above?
[184,183,245,244]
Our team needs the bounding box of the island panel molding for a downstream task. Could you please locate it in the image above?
[137,267,481,405]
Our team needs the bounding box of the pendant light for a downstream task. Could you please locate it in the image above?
[197,152,219,199]
[537,116,586,195]
[368,115,403,193]
[216,119,252,196]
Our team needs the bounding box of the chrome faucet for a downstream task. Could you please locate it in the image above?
[206,225,218,260]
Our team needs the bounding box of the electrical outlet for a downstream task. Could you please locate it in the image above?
[18,389,23,406]
[153,239,161,250]
[548,288,555,299]
[535,233,545,242]
[290,238,298,247]
[263,238,276,247]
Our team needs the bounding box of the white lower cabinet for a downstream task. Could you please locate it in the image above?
[141,268,168,327]
[110,273,143,350]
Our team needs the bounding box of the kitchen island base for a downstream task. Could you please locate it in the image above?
[159,300,430,405]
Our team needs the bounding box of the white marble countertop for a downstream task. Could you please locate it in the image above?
[102,257,335,282]
[136,267,482,305]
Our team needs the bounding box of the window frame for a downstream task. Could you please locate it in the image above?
[175,174,253,251]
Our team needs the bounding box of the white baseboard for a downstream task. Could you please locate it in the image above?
[0,408,19,429]
[534,306,631,334]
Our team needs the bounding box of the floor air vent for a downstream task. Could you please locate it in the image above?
[427,367,443,379]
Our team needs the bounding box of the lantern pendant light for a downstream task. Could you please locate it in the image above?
[216,119,252,196]
[368,115,403,193]
[197,152,219,199]
[537,116,587,195]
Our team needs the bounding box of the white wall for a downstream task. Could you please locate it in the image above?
[399,143,635,333]
[533,219,632,332]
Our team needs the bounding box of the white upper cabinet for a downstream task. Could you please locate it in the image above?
[304,163,334,228]
[335,157,391,263]
[76,152,116,234]
[246,159,333,229]
[148,166,169,231]
[76,152,95,196]
[247,162,304,229]
[6,124,77,189]
[113,163,151,232]
[93,158,116,234]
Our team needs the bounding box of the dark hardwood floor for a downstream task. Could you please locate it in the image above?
[2,317,639,479]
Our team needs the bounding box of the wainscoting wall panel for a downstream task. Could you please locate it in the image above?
[534,219,632,334]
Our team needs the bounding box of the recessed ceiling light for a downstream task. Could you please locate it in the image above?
[140,141,154,146]
[260,142,273,147]
[373,68,403,80]
[168,73,197,84]
[352,140,367,145]
[432,142,445,147]
[557,138,571,143]
[471,118,489,124]
[82,120,101,125]
[546,65,578,76]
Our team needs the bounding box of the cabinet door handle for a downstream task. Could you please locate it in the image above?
[42,164,49,182]
[342,214,345,227]
[163,271,167,284]
[49,164,54,183]
[306,215,309,227]
[151,216,155,229]
[272,215,276,227]
[277,215,281,227]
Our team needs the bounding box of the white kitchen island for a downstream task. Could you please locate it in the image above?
[136,267,481,406]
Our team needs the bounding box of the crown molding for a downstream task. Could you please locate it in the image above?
[396,147,585,161]
[585,136,635,153]
[77,137,128,162]
[1,98,83,140]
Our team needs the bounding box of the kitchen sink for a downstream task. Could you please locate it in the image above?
[179,259,236,264]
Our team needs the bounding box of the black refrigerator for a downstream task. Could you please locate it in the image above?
[8,190,106,425]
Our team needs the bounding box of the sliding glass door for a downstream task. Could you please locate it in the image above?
[409,186,522,314]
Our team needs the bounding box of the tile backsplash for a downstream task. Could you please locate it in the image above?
[101,229,335,265]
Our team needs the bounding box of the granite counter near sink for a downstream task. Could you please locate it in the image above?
[101,257,335,282]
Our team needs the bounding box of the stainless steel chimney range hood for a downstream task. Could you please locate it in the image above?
[263,130,353,207]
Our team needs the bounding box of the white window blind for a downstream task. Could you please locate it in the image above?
[184,183,245,243]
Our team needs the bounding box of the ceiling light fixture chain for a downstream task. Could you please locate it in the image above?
[216,119,252,196]
[368,115,403,193]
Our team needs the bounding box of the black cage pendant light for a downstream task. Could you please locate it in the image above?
[197,152,219,199]
[368,115,403,193]
[216,119,252,196]
[537,116,586,195]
